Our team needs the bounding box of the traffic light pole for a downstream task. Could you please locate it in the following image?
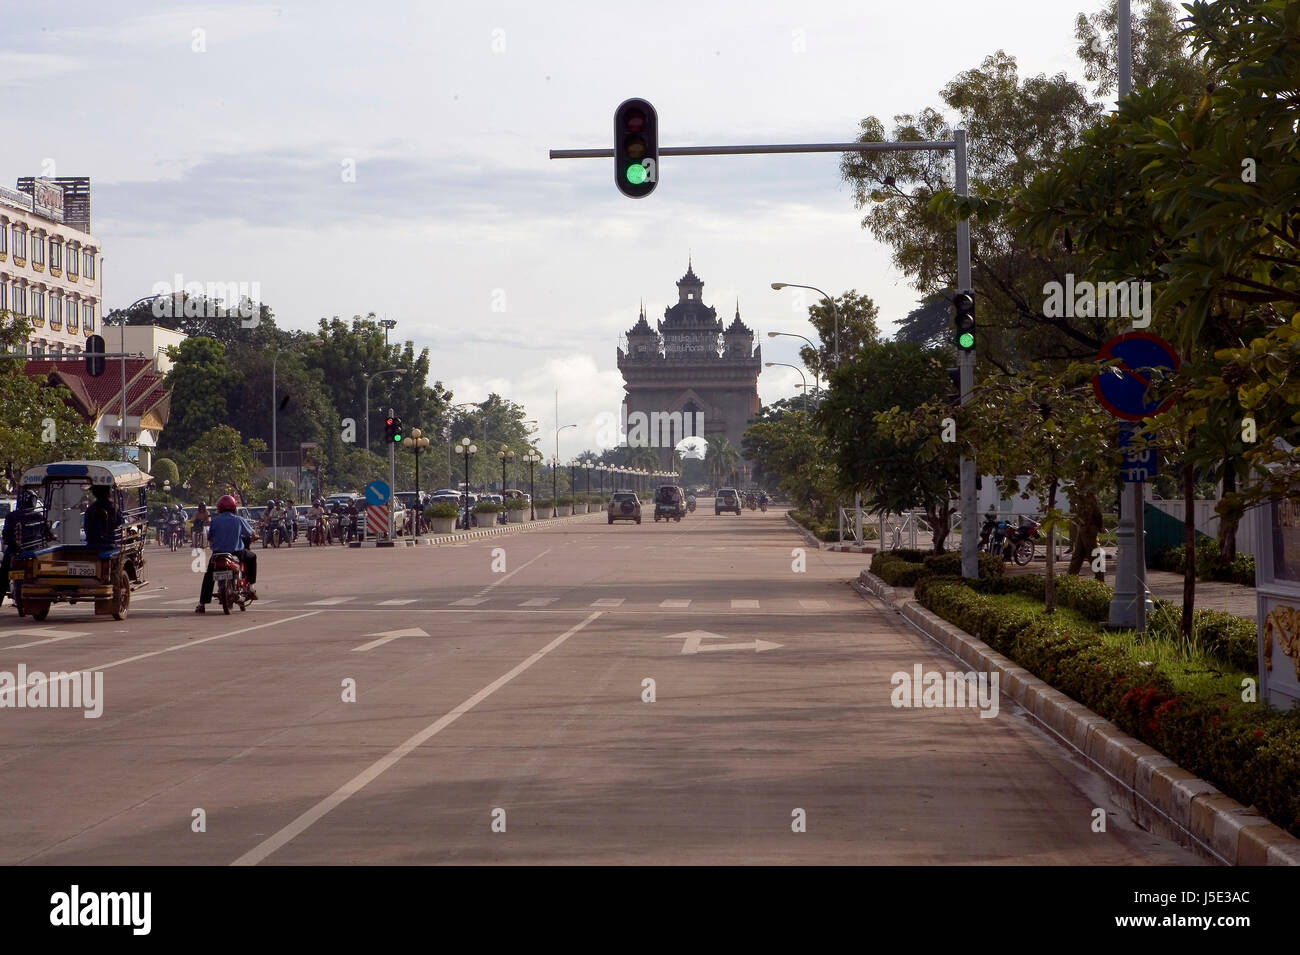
[552,129,977,576]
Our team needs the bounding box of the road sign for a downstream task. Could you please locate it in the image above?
[1118,423,1156,482]
[366,505,386,538]
[665,630,782,654]
[1092,332,1181,421]
[364,480,390,506]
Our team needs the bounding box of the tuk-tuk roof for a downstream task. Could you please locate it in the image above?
[20,460,153,489]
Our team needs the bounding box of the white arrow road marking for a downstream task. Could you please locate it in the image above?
[352,627,430,652]
[664,630,782,655]
[731,599,760,609]
[0,628,92,650]
[450,597,487,607]
[377,599,417,606]
[308,596,355,605]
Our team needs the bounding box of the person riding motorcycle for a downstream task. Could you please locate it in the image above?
[264,499,286,544]
[164,505,186,547]
[343,499,360,540]
[197,495,257,613]
[307,498,329,542]
[192,501,210,547]
[1,490,40,606]
[686,493,696,513]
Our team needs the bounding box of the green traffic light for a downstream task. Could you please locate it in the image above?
[394,434,403,442]
[958,332,975,350]
[625,163,647,185]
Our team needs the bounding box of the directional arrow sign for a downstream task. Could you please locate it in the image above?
[665,630,782,655]
[352,627,429,652]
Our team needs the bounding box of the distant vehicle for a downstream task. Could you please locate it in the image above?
[608,491,642,525]
[325,493,361,508]
[394,491,427,512]
[715,488,741,516]
[653,485,686,523]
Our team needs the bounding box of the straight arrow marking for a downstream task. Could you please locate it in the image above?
[352,627,430,652]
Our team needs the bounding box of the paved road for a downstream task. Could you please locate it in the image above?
[0,507,1198,864]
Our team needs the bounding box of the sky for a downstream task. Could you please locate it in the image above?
[1,0,1107,460]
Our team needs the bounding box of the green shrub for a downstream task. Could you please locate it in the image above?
[871,552,928,586]
[426,502,458,519]
[913,578,1300,837]
[474,500,502,513]
[922,550,1005,579]
[503,497,526,511]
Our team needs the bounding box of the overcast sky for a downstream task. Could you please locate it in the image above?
[2,0,1105,460]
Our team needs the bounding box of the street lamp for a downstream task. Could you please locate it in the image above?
[498,445,514,495]
[553,423,577,517]
[766,331,821,393]
[364,368,407,453]
[584,460,594,501]
[104,292,167,462]
[456,437,477,529]
[771,282,839,369]
[379,318,397,347]
[766,361,809,414]
[409,428,430,532]
[523,450,542,520]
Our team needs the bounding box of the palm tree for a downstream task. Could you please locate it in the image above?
[706,436,740,487]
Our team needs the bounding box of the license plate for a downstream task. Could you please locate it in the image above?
[213,571,233,582]
[66,562,97,576]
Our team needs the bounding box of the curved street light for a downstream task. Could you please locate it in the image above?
[766,361,809,414]
[771,282,839,369]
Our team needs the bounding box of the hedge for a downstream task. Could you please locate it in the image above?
[1151,541,1256,587]
[913,577,1300,837]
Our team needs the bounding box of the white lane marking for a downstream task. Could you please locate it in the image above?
[450,597,487,607]
[352,627,429,652]
[591,598,624,608]
[233,611,604,866]
[0,612,323,705]
[377,599,417,606]
[799,599,830,609]
[520,597,557,607]
[1,628,92,650]
[307,596,354,606]
[659,599,691,609]
[731,599,760,609]
[470,548,553,598]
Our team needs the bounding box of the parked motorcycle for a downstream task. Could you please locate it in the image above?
[211,552,253,614]
[1003,519,1041,566]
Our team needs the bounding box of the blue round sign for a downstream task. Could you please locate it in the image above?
[364,480,390,506]
[1092,333,1181,421]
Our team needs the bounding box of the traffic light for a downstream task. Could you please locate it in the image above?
[952,291,975,352]
[85,334,105,377]
[614,98,658,198]
[390,416,403,444]
[383,416,395,443]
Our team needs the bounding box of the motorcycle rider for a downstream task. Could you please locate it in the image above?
[196,495,257,613]
[264,498,284,544]
[1,490,39,606]
[344,499,360,541]
[164,504,186,548]
[192,501,210,548]
[307,497,328,542]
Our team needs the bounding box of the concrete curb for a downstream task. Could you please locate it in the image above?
[414,510,603,546]
[783,513,826,550]
[855,568,1300,867]
[781,512,874,553]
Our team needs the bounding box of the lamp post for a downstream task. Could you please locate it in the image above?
[523,450,541,520]
[456,437,477,529]
[498,445,514,494]
[379,318,397,347]
[409,428,430,533]
[766,331,821,394]
[364,368,406,454]
[103,292,166,462]
[765,362,809,414]
[584,460,593,501]
[553,423,577,517]
[771,282,839,369]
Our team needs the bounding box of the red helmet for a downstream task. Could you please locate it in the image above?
[217,495,238,512]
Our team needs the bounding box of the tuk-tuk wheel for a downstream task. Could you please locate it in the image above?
[27,600,51,621]
[111,570,130,621]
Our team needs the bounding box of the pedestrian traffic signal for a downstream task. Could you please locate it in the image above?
[953,291,975,352]
[85,334,105,377]
[614,98,658,199]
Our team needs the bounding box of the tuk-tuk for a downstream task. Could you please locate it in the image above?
[8,461,151,621]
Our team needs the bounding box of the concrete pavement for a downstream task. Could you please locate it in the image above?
[0,507,1197,864]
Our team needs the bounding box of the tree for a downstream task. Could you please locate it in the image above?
[799,290,881,380]
[818,342,958,552]
[179,425,264,504]
[151,457,180,487]
[893,292,953,347]
[1074,0,1212,101]
[705,436,740,487]
[160,337,241,454]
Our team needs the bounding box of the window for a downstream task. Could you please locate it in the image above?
[66,245,78,276]
[0,281,6,312]
[82,250,94,278]
[32,291,44,321]
[50,294,61,328]
[14,285,25,315]
[13,226,25,260]
[0,222,6,255]
[66,298,77,330]
[82,302,94,331]
[32,234,44,266]
[50,240,61,270]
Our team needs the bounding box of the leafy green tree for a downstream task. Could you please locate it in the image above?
[1074,0,1212,101]
[160,337,241,454]
[818,342,958,551]
[798,290,881,381]
[179,425,264,503]
[705,436,741,487]
[893,292,953,348]
[151,457,180,487]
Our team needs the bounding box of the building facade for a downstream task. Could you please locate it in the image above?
[0,176,101,357]
[616,261,761,470]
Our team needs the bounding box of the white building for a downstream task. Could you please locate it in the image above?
[0,176,102,357]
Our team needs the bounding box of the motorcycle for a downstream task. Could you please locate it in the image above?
[978,515,1009,555]
[165,522,185,552]
[686,497,696,513]
[759,498,768,512]
[1003,519,1041,566]
[210,552,253,614]
[307,517,328,546]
